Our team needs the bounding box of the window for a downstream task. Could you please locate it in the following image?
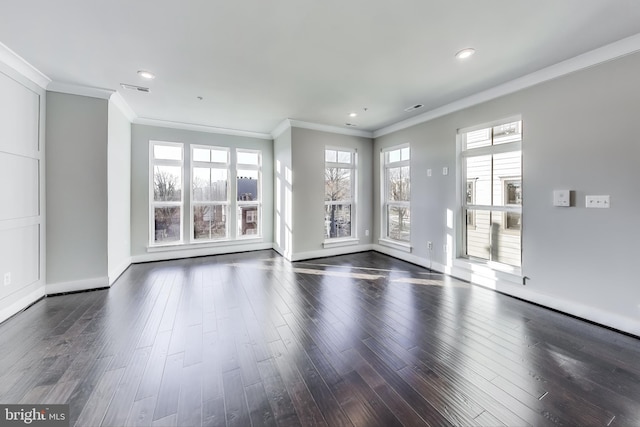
[150,142,262,247]
[383,145,410,243]
[192,146,229,240]
[324,148,356,239]
[150,142,184,245]
[461,119,522,267]
[236,149,261,237]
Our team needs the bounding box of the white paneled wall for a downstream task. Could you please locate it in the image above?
[0,63,46,323]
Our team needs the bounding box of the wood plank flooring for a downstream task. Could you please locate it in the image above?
[1,250,639,426]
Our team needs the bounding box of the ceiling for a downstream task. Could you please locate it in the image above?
[2,0,640,135]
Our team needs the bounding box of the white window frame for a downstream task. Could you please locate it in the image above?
[380,144,411,251]
[191,145,230,241]
[149,141,184,246]
[458,116,522,271]
[324,147,357,243]
[236,149,262,239]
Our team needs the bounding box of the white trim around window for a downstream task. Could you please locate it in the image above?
[380,143,411,249]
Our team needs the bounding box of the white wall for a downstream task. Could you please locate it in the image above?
[107,100,132,284]
[290,127,374,260]
[130,124,274,262]
[373,51,640,336]
[273,127,293,259]
[0,62,46,323]
[46,92,109,293]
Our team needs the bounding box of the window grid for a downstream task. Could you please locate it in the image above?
[191,146,230,241]
[324,148,356,240]
[383,145,410,243]
[150,141,184,246]
[461,119,522,267]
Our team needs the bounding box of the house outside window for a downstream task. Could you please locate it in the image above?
[324,148,356,239]
[150,141,184,245]
[382,145,410,243]
[236,149,261,237]
[460,119,522,267]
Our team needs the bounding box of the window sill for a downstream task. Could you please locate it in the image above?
[148,237,263,253]
[378,238,412,253]
[323,237,359,249]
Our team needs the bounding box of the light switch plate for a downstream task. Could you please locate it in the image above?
[586,195,610,208]
[553,190,570,207]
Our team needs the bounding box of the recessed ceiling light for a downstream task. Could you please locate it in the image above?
[455,48,475,60]
[137,70,156,79]
[349,112,358,117]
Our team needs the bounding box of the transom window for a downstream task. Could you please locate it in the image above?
[324,148,356,239]
[383,145,410,243]
[461,119,522,267]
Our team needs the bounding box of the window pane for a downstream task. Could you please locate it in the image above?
[388,206,410,242]
[237,170,259,201]
[238,205,259,236]
[466,209,490,260]
[401,147,410,161]
[493,121,522,145]
[193,167,227,202]
[464,128,491,150]
[325,168,352,201]
[154,144,182,160]
[493,151,521,206]
[193,205,226,240]
[466,210,521,267]
[387,149,401,163]
[324,204,351,239]
[154,207,181,243]
[325,149,337,163]
[193,148,210,162]
[211,149,228,163]
[237,151,258,165]
[153,165,182,201]
[387,166,409,201]
[337,151,351,163]
[465,155,491,206]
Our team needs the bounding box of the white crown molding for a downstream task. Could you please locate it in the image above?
[133,117,273,140]
[289,119,373,138]
[47,81,115,100]
[0,42,51,89]
[271,119,292,139]
[374,32,640,138]
[109,92,137,122]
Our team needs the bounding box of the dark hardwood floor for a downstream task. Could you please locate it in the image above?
[1,250,639,426]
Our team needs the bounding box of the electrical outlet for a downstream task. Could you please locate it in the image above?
[3,272,11,286]
[365,229,369,236]
[443,244,448,253]
[427,241,433,250]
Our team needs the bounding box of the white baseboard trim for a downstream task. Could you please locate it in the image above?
[292,244,374,262]
[0,286,46,324]
[272,244,292,261]
[131,242,274,264]
[46,276,110,295]
[109,257,132,286]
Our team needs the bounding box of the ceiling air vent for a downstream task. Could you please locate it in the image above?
[120,83,150,93]
[404,104,423,112]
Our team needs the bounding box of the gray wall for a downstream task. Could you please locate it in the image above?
[131,124,274,261]
[273,127,292,258]
[107,100,132,284]
[374,51,640,335]
[46,92,109,289]
[291,127,374,259]
[0,63,46,323]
